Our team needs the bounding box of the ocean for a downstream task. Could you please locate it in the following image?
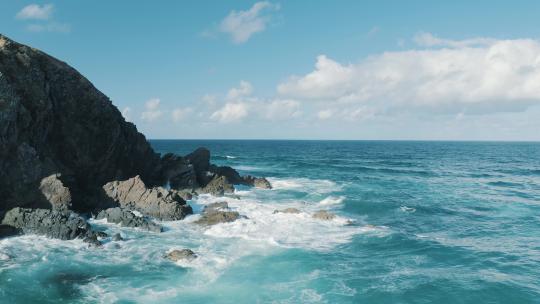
[1,140,539,303]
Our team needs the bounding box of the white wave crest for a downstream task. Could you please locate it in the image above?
[319,196,345,206]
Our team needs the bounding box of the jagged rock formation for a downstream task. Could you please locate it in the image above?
[102,175,192,221]
[0,207,96,240]
[0,34,271,241]
[96,207,162,232]
[195,202,241,225]
[0,34,161,212]
[165,249,197,262]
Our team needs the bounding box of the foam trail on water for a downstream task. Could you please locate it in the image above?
[267,177,340,194]
[319,196,346,206]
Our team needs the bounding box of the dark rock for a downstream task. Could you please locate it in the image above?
[199,176,234,196]
[112,233,123,241]
[102,175,192,220]
[273,208,301,214]
[0,34,162,212]
[185,148,211,179]
[242,175,272,189]
[165,248,197,262]
[209,165,244,185]
[83,234,101,247]
[0,224,21,238]
[95,231,108,238]
[96,207,162,232]
[0,207,94,240]
[158,153,197,189]
[312,210,336,220]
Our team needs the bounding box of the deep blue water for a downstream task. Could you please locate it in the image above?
[1,140,540,303]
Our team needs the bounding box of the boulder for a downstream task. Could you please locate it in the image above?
[102,175,192,220]
[199,175,234,196]
[195,202,240,226]
[96,207,162,233]
[273,208,301,214]
[0,207,95,240]
[165,249,197,262]
[312,210,336,220]
[39,174,72,210]
[242,176,272,189]
[112,233,123,241]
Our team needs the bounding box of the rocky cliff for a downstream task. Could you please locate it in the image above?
[0,34,270,242]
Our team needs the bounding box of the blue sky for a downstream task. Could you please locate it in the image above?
[2,1,540,140]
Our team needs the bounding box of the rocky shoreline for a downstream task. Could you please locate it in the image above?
[0,34,272,246]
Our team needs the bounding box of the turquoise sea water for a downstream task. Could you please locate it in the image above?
[1,140,540,303]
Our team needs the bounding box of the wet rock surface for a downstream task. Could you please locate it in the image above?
[102,175,193,221]
[273,208,301,214]
[0,207,95,240]
[96,207,162,233]
[312,210,336,220]
[165,249,197,262]
[195,202,241,225]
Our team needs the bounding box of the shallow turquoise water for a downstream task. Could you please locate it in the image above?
[1,140,540,303]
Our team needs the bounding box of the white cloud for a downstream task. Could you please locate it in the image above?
[263,99,302,120]
[317,109,333,120]
[26,22,70,33]
[141,98,163,122]
[121,107,131,122]
[172,107,193,122]
[210,102,249,123]
[278,36,540,117]
[414,32,496,48]
[227,80,253,99]
[16,4,54,20]
[219,1,279,43]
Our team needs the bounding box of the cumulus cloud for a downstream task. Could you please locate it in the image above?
[141,98,162,122]
[278,36,540,116]
[227,80,253,99]
[211,102,249,123]
[263,99,302,120]
[172,107,193,122]
[16,4,54,20]
[219,1,279,43]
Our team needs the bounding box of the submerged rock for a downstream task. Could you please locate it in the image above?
[96,207,162,233]
[273,207,301,214]
[195,202,240,225]
[312,210,336,220]
[165,249,197,262]
[0,207,94,240]
[102,175,192,221]
[112,233,123,241]
[83,234,102,247]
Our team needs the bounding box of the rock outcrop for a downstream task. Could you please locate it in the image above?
[96,207,162,232]
[0,34,161,212]
[273,207,301,214]
[165,249,197,262]
[0,34,272,241]
[312,210,336,220]
[102,175,193,221]
[242,176,272,189]
[195,202,241,225]
[0,207,96,240]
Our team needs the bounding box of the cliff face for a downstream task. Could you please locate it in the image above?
[0,34,161,211]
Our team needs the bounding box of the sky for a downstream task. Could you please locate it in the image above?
[1,1,540,140]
